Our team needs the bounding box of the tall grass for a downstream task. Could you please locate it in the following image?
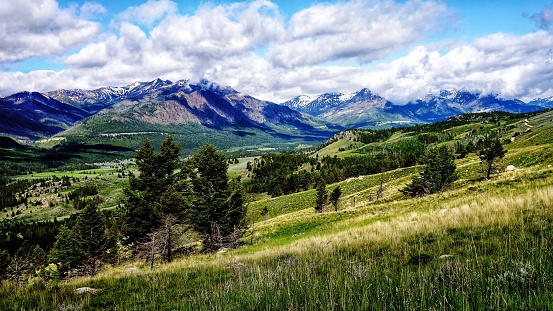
[2,175,553,310]
[3,124,553,310]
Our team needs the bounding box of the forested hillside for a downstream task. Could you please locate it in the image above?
[1,109,553,309]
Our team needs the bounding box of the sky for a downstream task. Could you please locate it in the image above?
[1,0,553,104]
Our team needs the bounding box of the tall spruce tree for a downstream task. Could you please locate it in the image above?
[121,136,182,242]
[188,144,245,239]
[329,186,342,212]
[401,145,457,197]
[478,137,506,179]
[72,202,107,260]
[49,225,83,274]
[315,178,328,213]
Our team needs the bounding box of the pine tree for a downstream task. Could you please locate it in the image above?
[401,145,457,197]
[49,225,83,274]
[72,202,106,260]
[121,135,183,242]
[189,144,229,234]
[329,186,342,212]
[188,144,246,248]
[315,178,328,213]
[478,137,506,179]
[157,186,189,262]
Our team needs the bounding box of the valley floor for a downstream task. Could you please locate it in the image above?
[2,146,553,310]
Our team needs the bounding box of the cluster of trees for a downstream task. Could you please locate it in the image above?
[401,146,458,197]
[401,135,506,197]
[0,201,117,280]
[246,139,426,197]
[0,135,246,281]
[120,136,245,258]
[315,179,342,213]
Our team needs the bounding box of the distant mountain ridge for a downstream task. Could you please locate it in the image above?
[1,79,553,143]
[0,79,338,153]
[283,89,553,127]
[0,91,90,139]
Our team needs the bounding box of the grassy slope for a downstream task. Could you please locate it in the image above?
[3,114,553,310]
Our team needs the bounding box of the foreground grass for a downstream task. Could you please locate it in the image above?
[2,166,553,310]
[3,121,553,310]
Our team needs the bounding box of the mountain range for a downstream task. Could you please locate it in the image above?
[283,89,553,126]
[1,79,552,151]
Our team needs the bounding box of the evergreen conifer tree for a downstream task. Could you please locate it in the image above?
[121,135,182,242]
[72,202,106,260]
[478,137,506,179]
[401,145,457,197]
[315,178,328,213]
[189,144,245,239]
[49,225,83,274]
[329,186,342,212]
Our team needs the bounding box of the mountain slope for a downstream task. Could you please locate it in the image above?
[283,88,412,127]
[0,92,90,139]
[55,79,338,153]
[1,79,337,152]
[285,89,551,127]
[389,90,545,122]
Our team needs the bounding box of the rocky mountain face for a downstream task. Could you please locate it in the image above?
[0,79,334,142]
[78,79,323,131]
[282,89,410,127]
[284,89,552,127]
[1,79,553,142]
[0,92,90,139]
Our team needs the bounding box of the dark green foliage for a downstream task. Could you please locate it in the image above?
[188,144,245,237]
[0,141,131,176]
[246,152,313,196]
[121,138,245,252]
[315,178,328,213]
[329,186,342,212]
[49,202,113,275]
[72,195,102,210]
[159,186,187,218]
[72,203,107,259]
[49,225,82,273]
[0,220,71,258]
[247,140,425,197]
[401,146,458,197]
[0,178,48,209]
[67,185,98,200]
[478,137,506,179]
[3,242,48,280]
[121,136,182,242]
[0,248,11,278]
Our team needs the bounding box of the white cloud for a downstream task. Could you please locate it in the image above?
[79,1,107,19]
[268,0,451,68]
[0,0,102,63]
[116,0,178,26]
[149,0,283,59]
[2,0,553,107]
[530,2,553,30]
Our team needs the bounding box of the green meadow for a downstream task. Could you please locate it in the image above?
[2,110,553,310]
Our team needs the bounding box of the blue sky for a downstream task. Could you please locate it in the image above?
[1,0,553,103]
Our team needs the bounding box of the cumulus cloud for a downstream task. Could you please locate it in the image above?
[2,0,553,106]
[61,0,285,87]
[354,31,553,103]
[530,2,553,30]
[268,0,451,68]
[79,1,107,19]
[150,1,283,58]
[0,0,102,63]
[116,0,178,26]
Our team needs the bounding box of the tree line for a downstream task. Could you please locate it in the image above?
[246,138,426,197]
[0,136,246,281]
